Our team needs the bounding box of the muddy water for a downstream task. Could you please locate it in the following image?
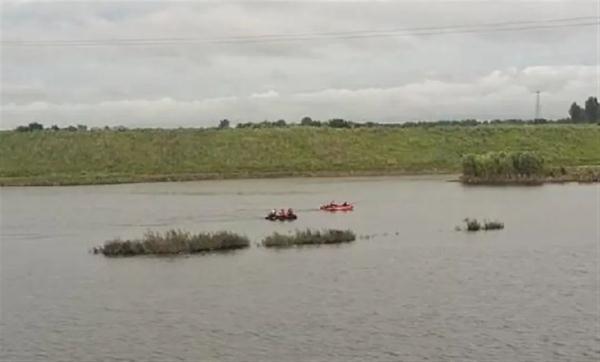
[1,177,598,361]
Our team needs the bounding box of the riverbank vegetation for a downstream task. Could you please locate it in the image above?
[461,151,600,184]
[2,124,599,186]
[461,151,545,184]
[96,230,250,256]
[262,229,356,247]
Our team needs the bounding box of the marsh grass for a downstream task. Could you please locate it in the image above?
[483,220,504,230]
[97,230,250,257]
[462,218,504,232]
[262,229,356,248]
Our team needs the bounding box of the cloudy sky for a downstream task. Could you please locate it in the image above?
[1,0,598,128]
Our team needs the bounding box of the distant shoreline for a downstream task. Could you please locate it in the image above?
[2,125,599,187]
[0,169,457,187]
[2,168,599,187]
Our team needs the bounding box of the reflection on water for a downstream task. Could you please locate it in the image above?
[1,176,598,361]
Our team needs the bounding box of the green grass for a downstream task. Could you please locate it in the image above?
[1,124,599,185]
[96,230,250,257]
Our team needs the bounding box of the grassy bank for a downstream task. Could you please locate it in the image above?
[1,124,599,186]
[262,229,356,248]
[96,230,250,257]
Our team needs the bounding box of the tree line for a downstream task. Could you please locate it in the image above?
[569,96,599,123]
[11,96,599,132]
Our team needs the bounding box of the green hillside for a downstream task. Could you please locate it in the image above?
[1,125,599,185]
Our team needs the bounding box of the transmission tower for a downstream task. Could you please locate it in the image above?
[534,90,541,120]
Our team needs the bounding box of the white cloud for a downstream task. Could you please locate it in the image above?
[1,65,595,128]
[249,90,279,99]
[1,1,597,128]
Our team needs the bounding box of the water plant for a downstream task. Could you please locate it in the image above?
[462,218,504,232]
[483,220,504,230]
[461,151,546,184]
[96,229,250,257]
[262,229,356,248]
[463,218,482,231]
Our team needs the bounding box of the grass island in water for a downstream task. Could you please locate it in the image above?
[96,230,250,257]
[262,229,356,248]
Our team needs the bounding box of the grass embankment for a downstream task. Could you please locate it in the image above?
[96,230,250,257]
[262,229,356,247]
[1,125,599,186]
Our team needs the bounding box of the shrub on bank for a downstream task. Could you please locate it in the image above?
[262,229,356,248]
[96,229,250,256]
[461,151,545,183]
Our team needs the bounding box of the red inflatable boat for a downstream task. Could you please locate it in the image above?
[320,203,354,212]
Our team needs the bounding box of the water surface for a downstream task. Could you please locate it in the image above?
[1,177,598,361]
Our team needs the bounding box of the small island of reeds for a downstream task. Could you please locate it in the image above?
[262,229,356,248]
[95,229,250,257]
[462,218,505,232]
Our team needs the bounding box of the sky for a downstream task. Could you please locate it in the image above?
[1,0,598,129]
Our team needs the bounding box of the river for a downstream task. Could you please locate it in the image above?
[1,176,598,361]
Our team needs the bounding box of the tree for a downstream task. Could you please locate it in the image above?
[584,96,599,122]
[569,102,585,123]
[300,116,313,126]
[274,119,287,127]
[328,118,351,128]
[218,119,230,129]
[15,122,43,132]
[28,122,43,131]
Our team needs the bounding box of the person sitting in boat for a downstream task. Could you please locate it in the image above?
[268,209,277,217]
[287,208,295,217]
[278,209,286,217]
[342,202,349,206]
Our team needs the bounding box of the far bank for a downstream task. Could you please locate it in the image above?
[1,124,599,186]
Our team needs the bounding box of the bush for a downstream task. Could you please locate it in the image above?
[462,151,545,181]
[262,229,356,248]
[97,229,250,257]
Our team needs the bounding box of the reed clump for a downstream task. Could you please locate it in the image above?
[96,229,250,257]
[262,229,356,248]
[462,218,504,232]
[461,151,545,184]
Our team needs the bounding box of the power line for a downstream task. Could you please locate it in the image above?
[2,16,597,47]
[3,15,594,44]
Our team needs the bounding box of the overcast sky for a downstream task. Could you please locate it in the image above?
[1,0,598,128]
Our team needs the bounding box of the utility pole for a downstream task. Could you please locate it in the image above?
[534,90,541,120]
